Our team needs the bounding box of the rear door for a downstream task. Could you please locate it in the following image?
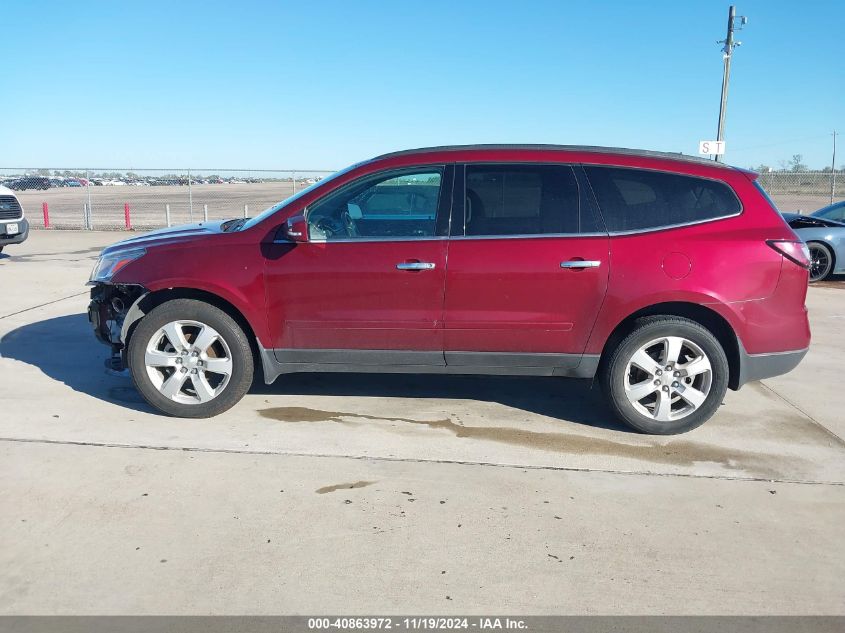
[443,163,609,369]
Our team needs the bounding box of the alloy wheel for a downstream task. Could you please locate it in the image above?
[623,336,713,422]
[144,320,233,404]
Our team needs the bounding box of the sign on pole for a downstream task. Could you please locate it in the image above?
[699,140,726,155]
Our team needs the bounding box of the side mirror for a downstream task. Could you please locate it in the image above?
[282,214,308,242]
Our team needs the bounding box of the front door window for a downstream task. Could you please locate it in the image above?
[307,169,444,240]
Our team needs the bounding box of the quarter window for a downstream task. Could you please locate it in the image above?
[584,166,741,232]
[463,164,594,236]
[307,168,443,240]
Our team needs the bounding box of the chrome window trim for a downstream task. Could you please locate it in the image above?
[603,211,743,236]
[275,215,740,242]
[449,232,607,241]
[280,235,449,244]
[274,233,608,244]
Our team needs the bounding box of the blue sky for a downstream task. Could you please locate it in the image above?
[2,0,842,170]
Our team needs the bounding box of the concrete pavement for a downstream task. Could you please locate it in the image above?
[0,231,843,614]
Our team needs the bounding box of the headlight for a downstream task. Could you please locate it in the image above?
[89,248,146,282]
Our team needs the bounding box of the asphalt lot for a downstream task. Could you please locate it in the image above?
[1,231,844,614]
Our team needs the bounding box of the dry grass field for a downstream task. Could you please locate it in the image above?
[13,183,844,231]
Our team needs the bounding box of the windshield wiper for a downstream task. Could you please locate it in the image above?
[220,218,247,232]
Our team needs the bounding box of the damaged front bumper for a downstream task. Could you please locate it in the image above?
[87,283,147,368]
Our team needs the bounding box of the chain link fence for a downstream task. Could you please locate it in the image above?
[755,170,842,213]
[0,168,335,230]
[2,167,842,230]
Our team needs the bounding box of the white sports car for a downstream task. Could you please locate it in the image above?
[783,211,845,282]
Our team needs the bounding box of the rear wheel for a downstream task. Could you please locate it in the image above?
[807,242,834,282]
[601,316,729,434]
[127,299,254,417]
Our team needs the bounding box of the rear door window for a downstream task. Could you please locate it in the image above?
[461,164,601,236]
[583,166,741,232]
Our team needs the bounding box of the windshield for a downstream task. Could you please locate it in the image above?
[812,202,845,222]
[240,162,365,231]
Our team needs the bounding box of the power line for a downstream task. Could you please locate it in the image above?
[728,133,833,153]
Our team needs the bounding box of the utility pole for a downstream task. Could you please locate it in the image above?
[715,6,747,162]
[831,130,838,204]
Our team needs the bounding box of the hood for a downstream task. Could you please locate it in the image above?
[100,220,233,255]
[783,213,845,230]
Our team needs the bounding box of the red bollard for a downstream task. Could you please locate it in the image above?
[124,203,132,230]
[42,202,50,229]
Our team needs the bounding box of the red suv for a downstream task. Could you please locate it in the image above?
[88,146,811,433]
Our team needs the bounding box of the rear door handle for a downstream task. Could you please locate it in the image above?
[560,260,601,269]
[396,261,436,271]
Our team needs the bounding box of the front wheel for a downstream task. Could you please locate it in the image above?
[127,299,254,417]
[601,316,729,434]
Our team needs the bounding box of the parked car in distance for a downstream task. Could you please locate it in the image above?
[809,200,845,223]
[783,212,845,281]
[87,145,811,434]
[0,184,30,252]
[6,176,50,191]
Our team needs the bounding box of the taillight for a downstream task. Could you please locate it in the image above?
[766,240,810,269]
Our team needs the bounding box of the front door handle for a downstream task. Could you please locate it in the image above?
[396,261,436,271]
[560,260,601,269]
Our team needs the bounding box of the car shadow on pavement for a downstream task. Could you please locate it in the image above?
[0,313,156,414]
[1,313,627,432]
[251,368,628,433]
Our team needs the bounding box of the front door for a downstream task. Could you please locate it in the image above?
[443,163,609,369]
[264,165,452,366]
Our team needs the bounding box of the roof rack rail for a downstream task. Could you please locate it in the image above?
[372,144,733,169]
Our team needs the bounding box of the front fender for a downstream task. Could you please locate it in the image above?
[135,278,272,347]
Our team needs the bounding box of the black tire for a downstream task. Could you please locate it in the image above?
[807,241,834,282]
[600,316,729,434]
[127,299,254,417]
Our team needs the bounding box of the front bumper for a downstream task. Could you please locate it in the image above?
[87,283,147,355]
[0,217,29,246]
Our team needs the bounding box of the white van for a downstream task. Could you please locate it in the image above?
[0,184,29,253]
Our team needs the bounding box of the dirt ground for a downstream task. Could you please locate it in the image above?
[13,183,305,229]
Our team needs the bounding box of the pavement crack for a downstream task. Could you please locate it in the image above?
[0,435,842,487]
[760,381,845,447]
[0,291,89,320]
